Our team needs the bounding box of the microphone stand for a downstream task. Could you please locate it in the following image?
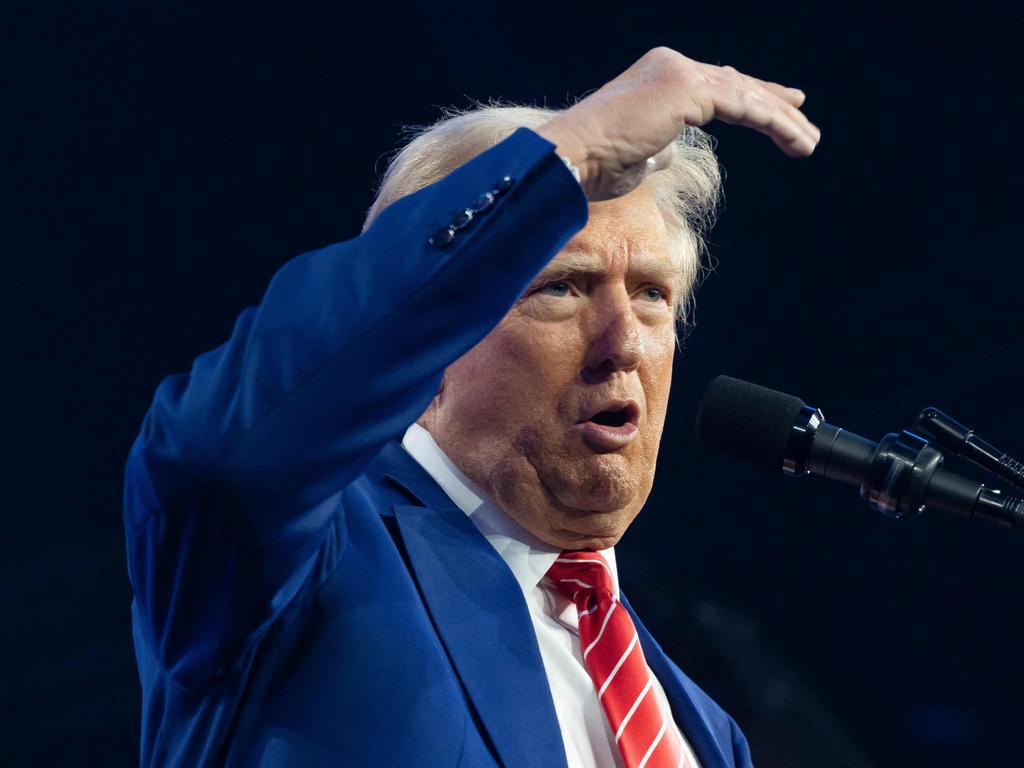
[784,406,1024,529]
[914,407,1024,491]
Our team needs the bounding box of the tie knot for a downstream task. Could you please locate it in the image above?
[546,551,614,604]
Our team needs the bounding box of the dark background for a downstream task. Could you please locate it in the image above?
[4,1,1023,765]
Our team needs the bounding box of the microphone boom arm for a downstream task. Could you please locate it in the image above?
[695,375,1024,531]
[786,411,1024,529]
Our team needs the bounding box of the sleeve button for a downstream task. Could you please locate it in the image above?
[428,226,456,248]
[451,208,474,230]
[491,175,514,195]
[472,192,495,213]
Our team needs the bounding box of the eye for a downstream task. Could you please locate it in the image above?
[540,280,572,297]
[640,286,666,302]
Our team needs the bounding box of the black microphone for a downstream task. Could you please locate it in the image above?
[695,375,1024,529]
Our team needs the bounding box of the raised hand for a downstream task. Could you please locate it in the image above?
[537,47,820,200]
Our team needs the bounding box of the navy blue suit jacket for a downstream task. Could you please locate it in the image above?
[124,128,754,767]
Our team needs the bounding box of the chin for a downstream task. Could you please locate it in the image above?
[548,457,646,515]
[541,499,631,545]
[549,528,625,552]
[552,473,638,520]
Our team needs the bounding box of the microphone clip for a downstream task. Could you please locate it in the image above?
[862,431,944,520]
[783,406,945,520]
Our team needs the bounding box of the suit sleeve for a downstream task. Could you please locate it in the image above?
[123,127,589,686]
[729,716,755,767]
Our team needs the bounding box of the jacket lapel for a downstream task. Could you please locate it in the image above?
[620,592,732,768]
[372,443,567,768]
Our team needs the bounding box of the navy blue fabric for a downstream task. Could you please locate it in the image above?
[124,127,753,767]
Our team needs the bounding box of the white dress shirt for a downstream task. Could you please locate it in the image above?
[402,424,700,768]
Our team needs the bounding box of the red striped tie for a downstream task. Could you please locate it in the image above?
[547,551,692,768]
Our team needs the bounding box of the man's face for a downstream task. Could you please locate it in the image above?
[423,184,681,550]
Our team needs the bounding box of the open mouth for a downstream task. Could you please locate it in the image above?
[579,400,639,428]
[575,400,641,451]
[588,408,632,428]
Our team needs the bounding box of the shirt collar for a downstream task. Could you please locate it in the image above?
[401,423,619,598]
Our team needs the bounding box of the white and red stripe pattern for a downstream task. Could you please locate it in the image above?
[547,551,694,768]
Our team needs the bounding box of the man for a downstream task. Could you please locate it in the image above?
[124,47,818,767]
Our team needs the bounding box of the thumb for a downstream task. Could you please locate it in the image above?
[603,141,678,199]
[647,141,677,174]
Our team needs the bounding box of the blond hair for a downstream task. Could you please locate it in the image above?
[364,103,721,328]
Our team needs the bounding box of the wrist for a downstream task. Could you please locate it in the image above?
[559,155,582,184]
[536,121,591,194]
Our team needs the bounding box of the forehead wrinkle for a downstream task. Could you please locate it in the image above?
[538,248,604,277]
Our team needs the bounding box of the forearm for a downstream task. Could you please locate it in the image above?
[124,127,588,679]
[129,127,587,523]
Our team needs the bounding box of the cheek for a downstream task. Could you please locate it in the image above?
[500,312,581,352]
[446,321,580,421]
[641,335,676,428]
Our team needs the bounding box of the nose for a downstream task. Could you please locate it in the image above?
[581,292,643,382]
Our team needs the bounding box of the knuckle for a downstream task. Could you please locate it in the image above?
[643,46,679,65]
[643,47,689,82]
[730,73,761,103]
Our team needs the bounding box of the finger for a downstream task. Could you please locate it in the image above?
[755,101,818,157]
[705,68,819,155]
[775,93,821,145]
[716,85,818,156]
[715,64,806,107]
[752,78,806,108]
[765,101,820,157]
[758,83,820,145]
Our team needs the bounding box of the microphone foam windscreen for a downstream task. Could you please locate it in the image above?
[695,375,807,471]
